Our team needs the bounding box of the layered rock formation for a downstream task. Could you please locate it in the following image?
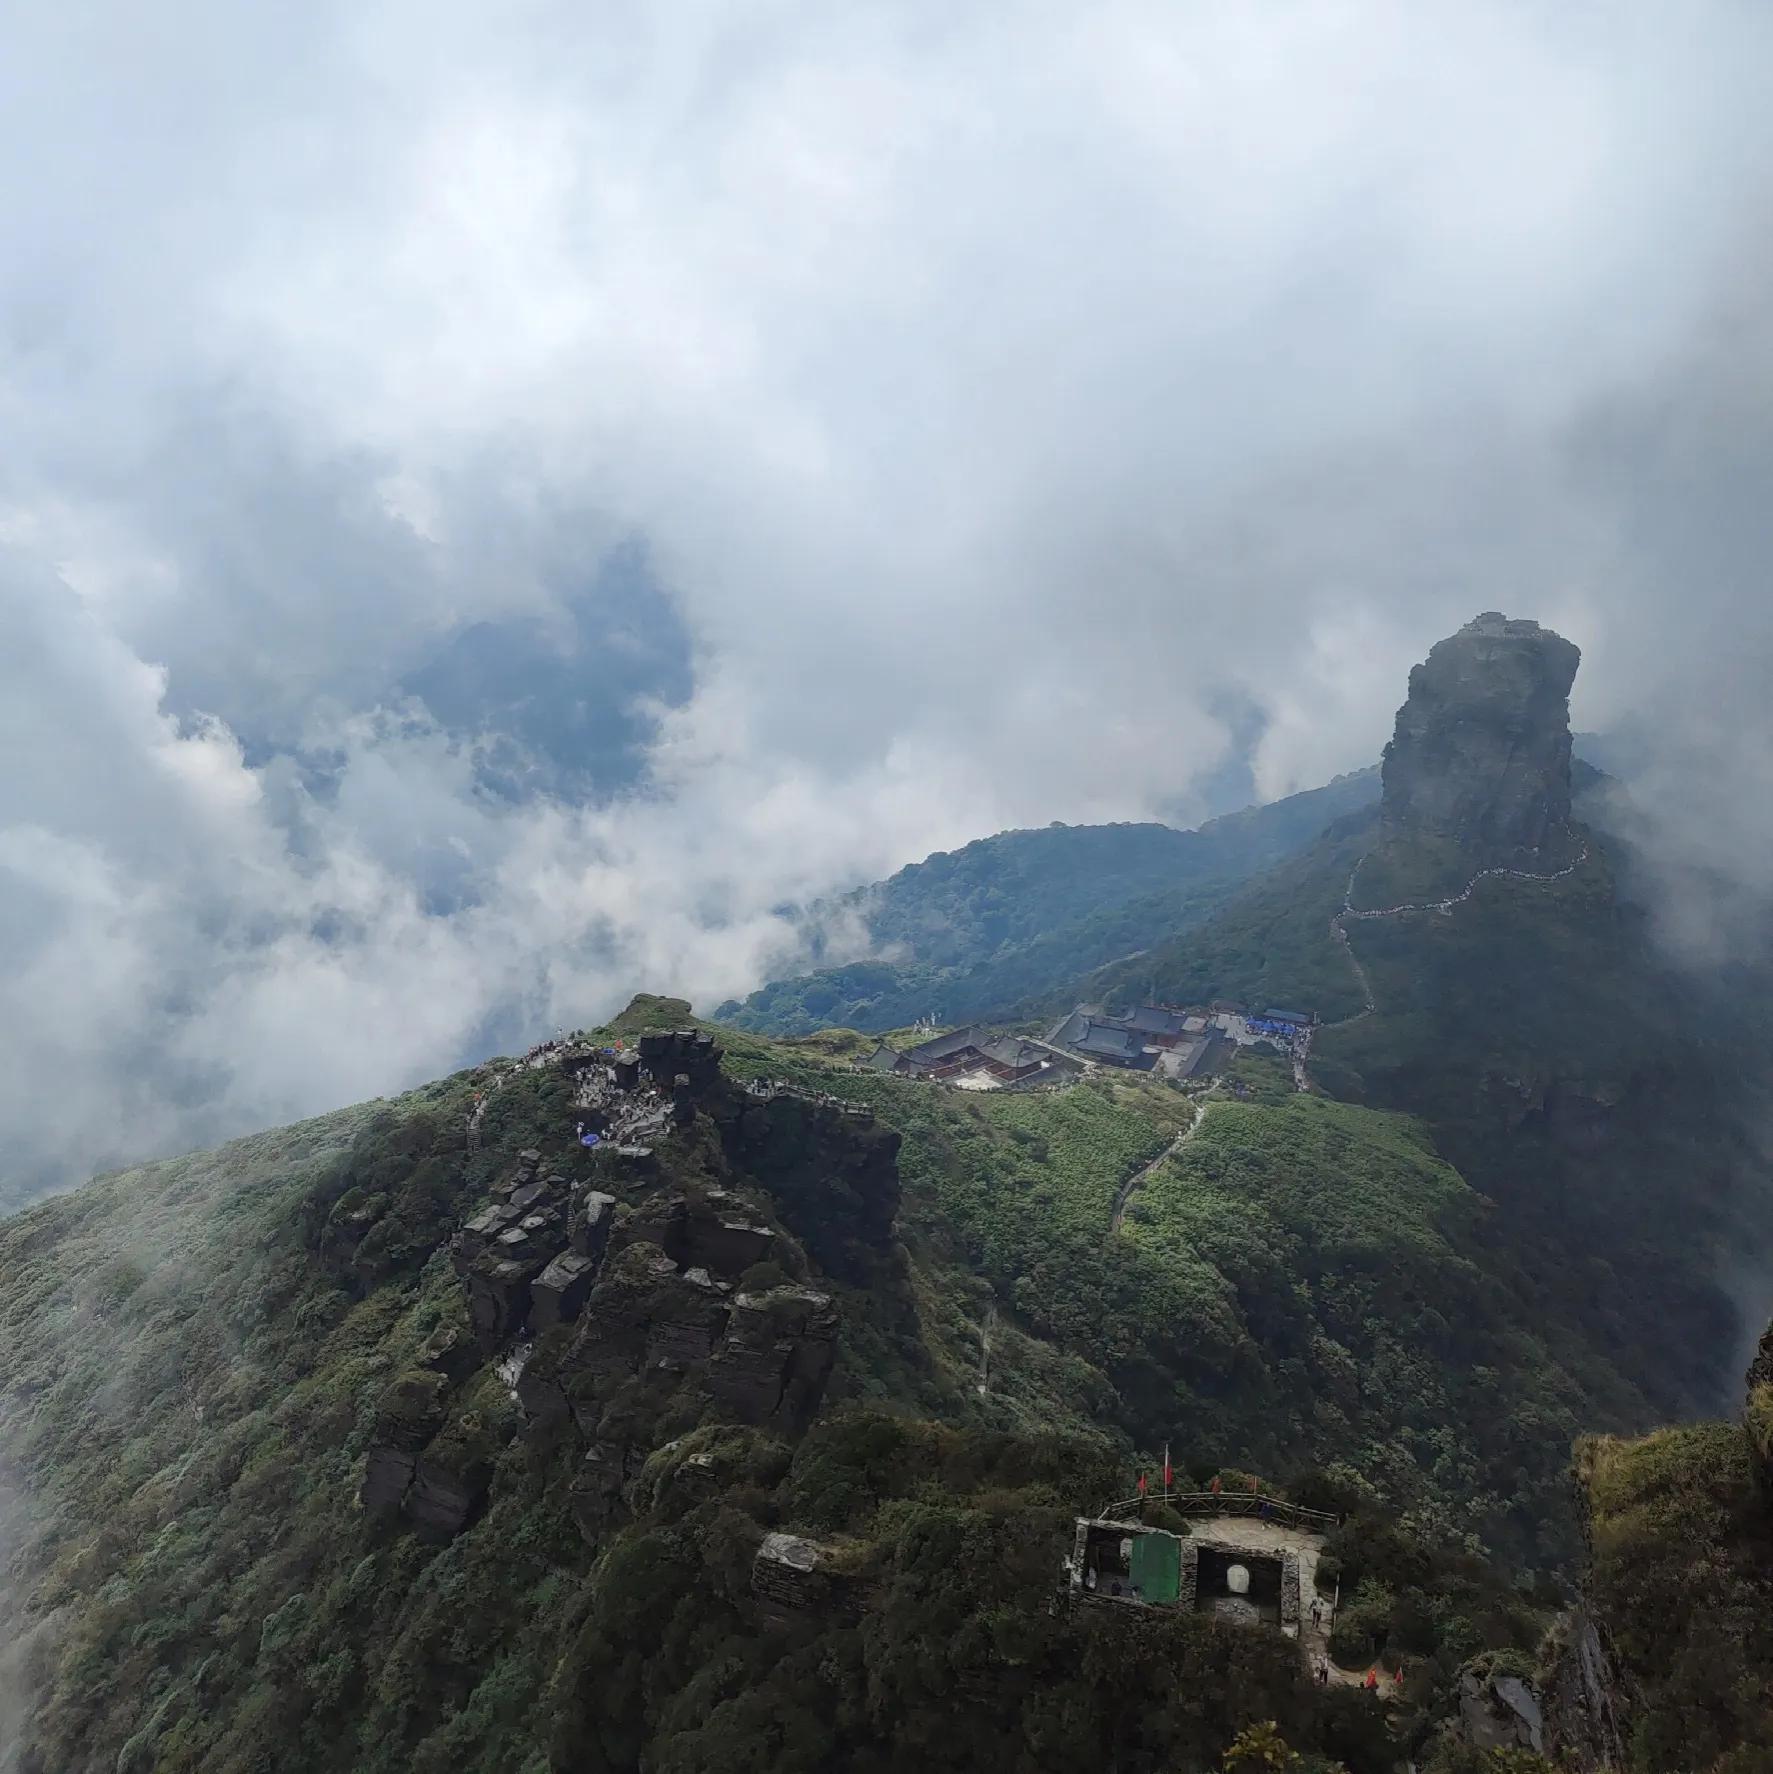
[351,1019,900,1547]
[1381,611,1581,867]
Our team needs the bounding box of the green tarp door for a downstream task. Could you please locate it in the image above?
[1129,1531,1180,1603]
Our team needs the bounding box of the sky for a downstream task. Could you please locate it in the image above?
[4,0,1773,1196]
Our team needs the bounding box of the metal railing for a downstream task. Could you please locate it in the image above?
[1093,1490,1341,1532]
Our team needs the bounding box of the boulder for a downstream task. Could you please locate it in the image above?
[680,1194,778,1278]
[1458,1668,1546,1755]
[416,1319,481,1385]
[320,1189,387,1279]
[493,1150,543,1202]
[453,1203,521,1273]
[750,1532,860,1621]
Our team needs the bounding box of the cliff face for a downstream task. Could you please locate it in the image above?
[1544,1324,1773,1774]
[1747,1317,1773,1500]
[1381,611,1582,867]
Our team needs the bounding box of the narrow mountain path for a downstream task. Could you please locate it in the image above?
[1110,1093,1217,1235]
[976,1302,995,1398]
[1310,835,1592,1057]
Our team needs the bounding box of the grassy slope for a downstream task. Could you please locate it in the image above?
[6,964,1747,1769]
[1577,1423,1773,1773]
[2,1023,1458,1774]
[749,1037,1650,1563]
[1120,1095,1628,1556]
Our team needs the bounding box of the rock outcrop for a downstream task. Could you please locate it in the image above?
[1457,1665,1546,1755]
[1746,1317,1773,1501]
[1381,612,1581,868]
[713,1092,903,1285]
[360,1370,449,1515]
[751,1531,862,1621]
[1541,1608,1629,1773]
[349,1017,901,1548]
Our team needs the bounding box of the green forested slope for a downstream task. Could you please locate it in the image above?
[718,772,1379,1035]
[0,1003,1633,1772]
[1573,1420,1773,1772]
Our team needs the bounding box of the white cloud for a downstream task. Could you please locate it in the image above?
[4,0,1773,1192]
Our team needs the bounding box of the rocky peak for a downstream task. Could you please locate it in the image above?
[1381,612,1581,866]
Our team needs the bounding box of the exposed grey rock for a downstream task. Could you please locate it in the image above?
[1458,1667,1546,1754]
[453,1203,521,1272]
[359,1369,449,1514]
[416,1319,481,1385]
[532,1251,598,1330]
[752,1532,829,1618]
[406,1446,492,1540]
[1382,612,1582,867]
[465,1253,540,1349]
[709,1287,838,1427]
[494,1150,542,1201]
[646,1266,731,1366]
[361,1446,418,1515]
[1541,1608,1629,1773]
[570,1190,617,1262]
[569,1443,629,1545]
[515,1352,572,1430]
[751,1531,862,1621]
[680,1195,778,1278]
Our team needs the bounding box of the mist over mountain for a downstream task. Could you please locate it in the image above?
[9,5,1773,1769]
[6,618,1773,1771]
[8,2,1773,1209]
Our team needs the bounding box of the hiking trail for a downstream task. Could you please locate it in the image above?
[1306,835,1591,1058]
[1110,1092,1218,1235]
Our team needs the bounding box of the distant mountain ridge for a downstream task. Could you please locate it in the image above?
[716,770,1382,1035]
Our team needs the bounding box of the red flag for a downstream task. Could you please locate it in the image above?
[1163,1444,1173,1489]
[1137,1471,1148,1496]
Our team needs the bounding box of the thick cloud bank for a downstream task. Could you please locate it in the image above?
[4,1,1773,1194]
